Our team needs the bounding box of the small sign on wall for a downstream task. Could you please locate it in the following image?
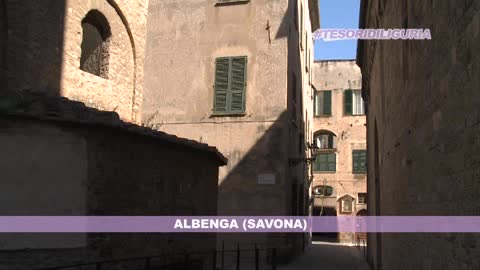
[257,174,276,185]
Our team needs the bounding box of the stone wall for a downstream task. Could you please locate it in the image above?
[3,0,148,122]
[0,112,223,269]
[0,0,6,89]
[357,0,480,269]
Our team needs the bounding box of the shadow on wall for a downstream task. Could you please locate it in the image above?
[216,112,292,260]
[0,0,6,89]
[3,1,66,95]
[218,112,290,218]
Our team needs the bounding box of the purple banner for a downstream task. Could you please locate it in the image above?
[0,216,479,233]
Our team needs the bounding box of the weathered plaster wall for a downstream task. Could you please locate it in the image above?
[0,119,87,250]
[358,0,480,269]
[140,0,316,259]
[0,115,220,269]
[143,0,290,216]
[142,0,317,256]
[4,0,148,122]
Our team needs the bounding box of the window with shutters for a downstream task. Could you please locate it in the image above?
[314,91,332,117]
[213,56,247,115]
[352,150,367,173]
[313,152,336,172]
[344,89,365,116]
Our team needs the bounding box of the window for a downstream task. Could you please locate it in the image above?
[213,56,247,114]
[80,10,111,78]
[314,91,332,116]
[314,131,336,149]
[313,153,336,172]
[341,197,354,213]
[358,193,367,204]
[344,89,365,115]
[352,150,367,173]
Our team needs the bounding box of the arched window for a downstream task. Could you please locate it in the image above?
[314,130,337,149]
[313,130,337,172]
[80,10,111,78]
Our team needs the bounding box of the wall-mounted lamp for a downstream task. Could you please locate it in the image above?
[288,141,320,166]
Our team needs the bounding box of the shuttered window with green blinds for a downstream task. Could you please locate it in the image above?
[214,56,247,114]
[344,89,353,115]
[313,153,336,172]
[352,150,367,173]
[314,91,332,116]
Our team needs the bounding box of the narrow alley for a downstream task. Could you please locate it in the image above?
[279,242,370,270]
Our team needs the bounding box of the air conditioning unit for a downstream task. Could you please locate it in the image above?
[313,185,333,196]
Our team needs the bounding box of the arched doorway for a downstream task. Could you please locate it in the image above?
[355,209,367,245]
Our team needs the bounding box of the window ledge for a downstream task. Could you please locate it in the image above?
[215,0,250,6]
[317,148,337,153]
[210,112,247,117]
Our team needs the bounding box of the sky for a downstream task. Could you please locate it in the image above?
[314,0,361,60]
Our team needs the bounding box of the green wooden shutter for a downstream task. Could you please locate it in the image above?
[214,58,230,112]
[229,57,247,112]
[323,91,332,115]
[328,153,336,172]
[353,151,359,172]
[353,150,367,173]
[344,89,353,115]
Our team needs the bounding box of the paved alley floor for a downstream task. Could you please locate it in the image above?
[278,242,370,270]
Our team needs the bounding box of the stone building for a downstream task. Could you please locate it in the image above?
[141,0,319,258]
[1,0,149,123]
[311,60,367,243]
[1,0,228,268]
[0,91,226,270]
[357,0,480,269]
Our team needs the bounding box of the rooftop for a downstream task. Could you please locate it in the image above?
[0,90,228,166]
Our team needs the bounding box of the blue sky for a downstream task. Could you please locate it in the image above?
[314,0,361,60]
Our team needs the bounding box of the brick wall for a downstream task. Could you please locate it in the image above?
[358,0,480,269]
